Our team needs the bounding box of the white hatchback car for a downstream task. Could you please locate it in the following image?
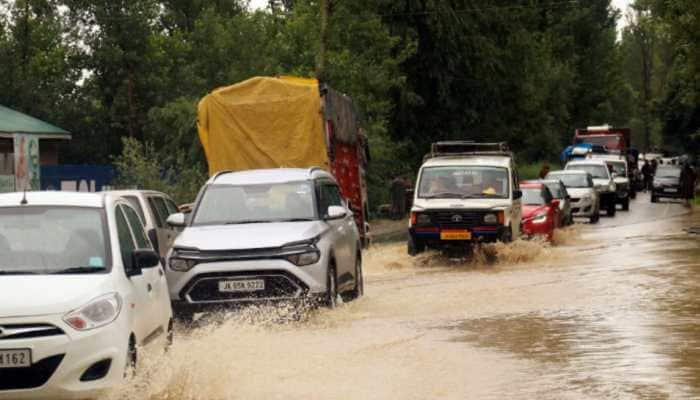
[165,168,363,320]
[0,192,172,400]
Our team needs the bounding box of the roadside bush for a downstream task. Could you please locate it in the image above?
[113,137,207,204]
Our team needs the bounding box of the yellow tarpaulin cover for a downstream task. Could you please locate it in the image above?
[197,76,329,176]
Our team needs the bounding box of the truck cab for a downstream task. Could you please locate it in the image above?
[407,142,522,255]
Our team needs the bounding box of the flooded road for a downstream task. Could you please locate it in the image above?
[117,193,699,400]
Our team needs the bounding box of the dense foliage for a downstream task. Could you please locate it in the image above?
[0,0,697,207]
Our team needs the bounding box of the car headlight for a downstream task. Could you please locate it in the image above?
[286,251,320,266]
[532,213,548,224]
[63,293,122,331]
[483,213,497,224]
[169,257,198,272]
[416,213,431,225]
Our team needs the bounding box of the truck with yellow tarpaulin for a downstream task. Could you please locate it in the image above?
[197,76,370,244]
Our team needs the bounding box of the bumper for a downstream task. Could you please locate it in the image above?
[521,220,554,240]
[570,197,596,217]
[166,258,326,307]
[409,225,509,248]
[0,314,129,400]
[652,187,683,198]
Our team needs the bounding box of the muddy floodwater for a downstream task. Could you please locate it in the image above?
[112,193,700,400]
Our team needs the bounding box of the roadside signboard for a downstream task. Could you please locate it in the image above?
[13,134,40,191]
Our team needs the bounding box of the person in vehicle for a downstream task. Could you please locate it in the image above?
[427,175,455,195]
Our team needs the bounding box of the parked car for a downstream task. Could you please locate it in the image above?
[565,159,617,216]
[545,170,600,223]
[0,192,172,400]
[107,190,180,259]
[651,165,682,203]
[408,141,522,255]
[539,179,573,226]
[164,168,363,321]
[519,182,561,241]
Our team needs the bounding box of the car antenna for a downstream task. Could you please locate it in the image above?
[20,183,28,205]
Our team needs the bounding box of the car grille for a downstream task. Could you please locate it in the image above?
[429,210,484,228]
[570,197,580,203]
[183,271,308,303]
[0,324,64,340]
[0,354,64,390]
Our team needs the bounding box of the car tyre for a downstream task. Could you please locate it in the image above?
[348,252,364,300]
[165,319,174,352]
[174,308,195,326]
[622,197,630,211]
[124,335,137,378]
[630,190,637,200]
[325,263,338,309]
[607,203,616,216]
[651,195,658,203]
[407,236,425,256]
[590,210,600,224]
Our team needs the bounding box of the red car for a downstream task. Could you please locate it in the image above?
[519,181,561,241]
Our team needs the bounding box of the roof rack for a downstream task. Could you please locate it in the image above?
[424,141,512,161]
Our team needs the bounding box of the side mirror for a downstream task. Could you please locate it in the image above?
[128,249,160,276]
[326,205,347,220]
[513,189,523,200]
[551,199,560,208]
[611,172,618,179]
[166,213,186,227]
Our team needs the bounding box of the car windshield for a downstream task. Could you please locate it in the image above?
[418,166,509,199]
[566,164,609,179]
[656,167,681,178]
[522,188,546,205]
[609,162,626,176]
[544,183,563,198]
[192,181,317,225]
[0,207,110,274]
[547,173,591,188]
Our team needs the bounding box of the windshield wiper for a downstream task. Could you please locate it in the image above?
[423,192,463,199]
[50,267,106,274]
[0,270,42,275]
[224,220,269,225]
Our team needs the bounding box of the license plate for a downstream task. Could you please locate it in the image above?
[440,230,471,240]
[0,349,31,368]
[219,279,265,293]
[664,188,677,193]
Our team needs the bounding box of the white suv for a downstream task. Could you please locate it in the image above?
[0,192,172,400]
[408,142,522,255]
[165,168,363,320]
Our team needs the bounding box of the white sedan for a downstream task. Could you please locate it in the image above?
[0,192,172,400]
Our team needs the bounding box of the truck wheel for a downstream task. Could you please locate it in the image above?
[622,197,630,211]
[407,237,425,256]
[607,203,616,216]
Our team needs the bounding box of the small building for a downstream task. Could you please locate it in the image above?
[0,105,72,192]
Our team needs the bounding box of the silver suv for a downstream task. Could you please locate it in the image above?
[165,168,363,320]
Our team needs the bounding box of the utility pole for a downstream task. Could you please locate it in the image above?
[317,0,328,82]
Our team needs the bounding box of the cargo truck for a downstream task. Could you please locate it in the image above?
[196,76,370,245]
